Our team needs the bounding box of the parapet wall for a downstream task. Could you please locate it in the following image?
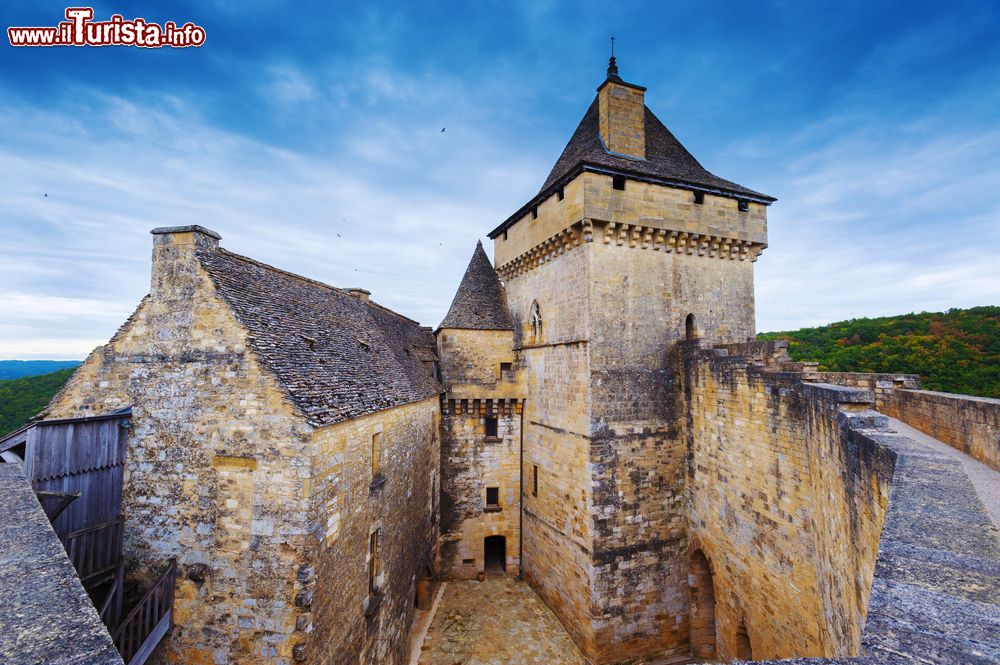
[883,389,1000,472]
[808,371,1000,473]
[682,342,895,661]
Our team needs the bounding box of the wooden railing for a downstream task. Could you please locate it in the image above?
[113,559,176,665]
[61,517,123,587]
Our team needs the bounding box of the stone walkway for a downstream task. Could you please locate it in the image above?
[887,417,1000,527]
[415,577,586,665]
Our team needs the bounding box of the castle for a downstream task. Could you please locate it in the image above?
[34,57,1000,665]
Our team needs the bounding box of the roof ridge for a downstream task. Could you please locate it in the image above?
[208,248,424,327]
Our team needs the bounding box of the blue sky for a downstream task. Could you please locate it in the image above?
[1,1,998,359]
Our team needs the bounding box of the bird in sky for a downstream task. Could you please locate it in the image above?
[441,127,446,133]
[43,193,47,197]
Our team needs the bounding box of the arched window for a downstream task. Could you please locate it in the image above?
[685,313,696,340]
[530,301,543,342]
[689,549,717,659]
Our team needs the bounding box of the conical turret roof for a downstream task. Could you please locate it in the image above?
[439,241,513,331]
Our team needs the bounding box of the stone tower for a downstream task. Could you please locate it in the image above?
[486,59,774,663]
[436,242,526,580]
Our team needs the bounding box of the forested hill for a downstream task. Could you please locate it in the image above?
[0,367,76,437]
[757,306,1000,399]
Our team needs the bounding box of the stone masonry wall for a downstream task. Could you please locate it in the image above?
[885,389,1000,472]
[503,244,597,657]
[438,399,521,579]
[582,173,760,663]
[807,371,921,413]
[45,230,314,665]
[436,328,524,580]
[308,397,440,665]
[683,344,894,661]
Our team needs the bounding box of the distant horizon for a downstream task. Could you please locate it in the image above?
[1,304,995,362]
[2,2,998,359]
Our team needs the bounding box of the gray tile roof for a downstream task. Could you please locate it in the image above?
[196,248,440,427]
[439,241,513,331]
[0,464,123,665]
[489,95,774,238]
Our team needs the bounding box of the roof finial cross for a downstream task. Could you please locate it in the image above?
[607,36,620,79]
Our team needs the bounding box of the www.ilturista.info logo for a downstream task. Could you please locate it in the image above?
[8,8,206,48]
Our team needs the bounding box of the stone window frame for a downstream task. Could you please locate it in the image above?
[484,486,501,512]
[364,525,384,618]
[530,301,543,343]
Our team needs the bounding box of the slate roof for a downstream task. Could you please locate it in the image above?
[196,248,440,427]
[439,241,513,331]
[489,89,775,239]
[0,464,123,665]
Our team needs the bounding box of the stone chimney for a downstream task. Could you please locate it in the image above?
[344,288,370,303]
[149,225,220,298]
[597,56,647,160]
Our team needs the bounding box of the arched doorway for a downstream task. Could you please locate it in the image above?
[484,536,506,576]
[735,618,753,660]
[689,549,717,658]
[685,313,697,340]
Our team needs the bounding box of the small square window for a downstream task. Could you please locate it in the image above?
[557,187,565,201]
[500,362,512,378]
[612,176,626,191]
[485,417,498,438]
[693,191,705,205]
[486,487,499,509]
[738,199,749,212]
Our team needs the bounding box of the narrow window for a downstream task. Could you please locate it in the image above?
[530,301,542,343]
[368,530,380,593]
[685,314,696,340]
[612,176,626,191]
[738,199,749,212]
[693,191,705,205]
[557,187,565,201]
[531,207,538,219]
[503,230,508,240]
[371,432,382,478]
[532,465,538,497]
[485,487,500,510]
[462,558,475,565]
[485,416,498,438]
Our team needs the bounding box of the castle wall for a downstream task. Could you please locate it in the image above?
[45,235,314,665]
[308,397,440,665]
[807,372,1000,472]
[886,389,1000,472]
[504,245,598,657]
[806,371,921,413]
[683,345,894,661]
[582,174,759,663]
[435,328,523,579]
[438,399,521,578]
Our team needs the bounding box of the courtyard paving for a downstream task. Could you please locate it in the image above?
[415,577,586,665]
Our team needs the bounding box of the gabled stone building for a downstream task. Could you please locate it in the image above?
[38,56,1000,665]
[44,226,442,664]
